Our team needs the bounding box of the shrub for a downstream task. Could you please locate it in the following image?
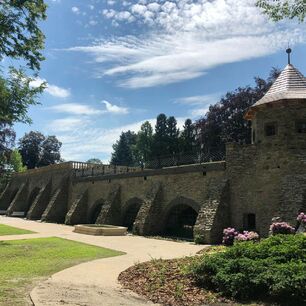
[270,222,295,235]
[190,234,306,304]
[235,231,259,242]
[222,228,238,246]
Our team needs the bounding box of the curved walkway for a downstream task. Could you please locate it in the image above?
[0,217,204,306]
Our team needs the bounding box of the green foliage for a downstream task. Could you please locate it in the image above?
[136,121,153,163]
[0,237,124,305]
[111,131,135,166]
[190,234,306,304]
[0,0,47,70]
[196,68,280,154]
[179,119,196,153]
[18,131,62,169]
[257,0,306,22]
[9,149,26,172]
[0,68,45,124]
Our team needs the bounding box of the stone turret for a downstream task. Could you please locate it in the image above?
[245,63,306,146]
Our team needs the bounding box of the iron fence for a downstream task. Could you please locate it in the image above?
[144,151,225,169]
[73,151,225,178]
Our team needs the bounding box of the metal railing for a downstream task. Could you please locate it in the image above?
[144,151,225,169]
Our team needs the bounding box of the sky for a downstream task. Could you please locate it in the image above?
[10,0,306,163]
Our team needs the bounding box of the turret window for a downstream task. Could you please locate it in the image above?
[265,123,277,136]
[296,121,306,133]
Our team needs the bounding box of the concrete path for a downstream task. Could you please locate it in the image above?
[0,216,204,306]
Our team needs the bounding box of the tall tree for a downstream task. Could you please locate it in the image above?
[166,116,179,155]
[136,121,153,163]
[256,0,306,22]
[39,136,62,167]
[18,131,45,169]
[18,131,61,169]
[0,1,46,161]
[179,119,195,153]
[111,132,134,166]
[152,114,168,159]
[196,68,280,155]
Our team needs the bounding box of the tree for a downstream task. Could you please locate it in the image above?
[0,0,47,70]
[166,116,179,155]
[179,119,196,153]
[111,132,134,166]
[39,136,62,167]
[136,121,153,163]
[87,158,103,164]
[18,131,62,169]
[0,68,45,124]
[0,122,15,159]
[256,0,306,22]
[152,114,168,159]
[0,1,46,162]
[196,68,280,155]
[9,149,26,172]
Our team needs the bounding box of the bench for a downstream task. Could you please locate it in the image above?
[0,210,6,215]
[11,211,25,217]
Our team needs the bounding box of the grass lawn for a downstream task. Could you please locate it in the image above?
[0,237,124,306]
[0,224,35,236]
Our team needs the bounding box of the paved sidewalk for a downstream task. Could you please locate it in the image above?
[0,216,205,306]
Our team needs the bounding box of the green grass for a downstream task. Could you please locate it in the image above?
[0,224,35,236]
[0,237,124,305]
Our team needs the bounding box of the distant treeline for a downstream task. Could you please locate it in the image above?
[110,68,280,167]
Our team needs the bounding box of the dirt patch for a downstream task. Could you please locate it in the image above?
[118,257,236,306]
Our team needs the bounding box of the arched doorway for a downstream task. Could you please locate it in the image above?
[122,199,142,231]
[89,200,104,224]
[163,198,199,239]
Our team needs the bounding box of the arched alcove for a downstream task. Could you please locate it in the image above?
[122,198,143,231]
[162,197,200,239]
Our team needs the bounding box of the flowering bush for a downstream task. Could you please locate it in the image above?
[297,212,306,224]
[235,231,259,242]
[222,227,238,246]
[270,222,295,235]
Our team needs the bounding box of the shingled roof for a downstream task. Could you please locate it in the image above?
[245,64,306,120]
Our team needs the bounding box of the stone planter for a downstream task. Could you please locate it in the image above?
[73,224,127,236]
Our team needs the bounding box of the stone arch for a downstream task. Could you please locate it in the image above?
[122,197,143,231]
[89,199,105,224]
[161,196,200,239]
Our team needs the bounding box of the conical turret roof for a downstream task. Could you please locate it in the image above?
[245,64,306,120]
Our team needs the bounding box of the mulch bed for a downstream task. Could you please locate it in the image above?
[118,256,237,306]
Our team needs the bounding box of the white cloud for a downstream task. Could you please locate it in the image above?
[30,77,71,98]
[175,93,220,117]
[49,101,129,116]
[49,103,101,115]
[71,6,80,14]
[47,117,89,132]
[68,0,306,88]
[102,100,129,114]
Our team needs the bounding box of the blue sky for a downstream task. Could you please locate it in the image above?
[11,0,306,162]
